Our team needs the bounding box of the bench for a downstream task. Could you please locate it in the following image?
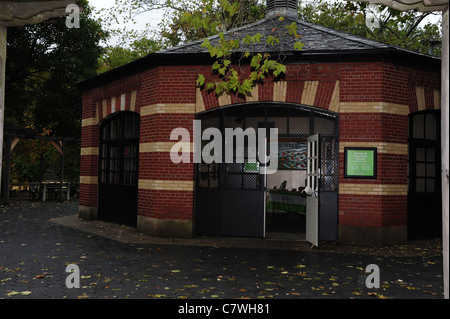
[29,182,79,201]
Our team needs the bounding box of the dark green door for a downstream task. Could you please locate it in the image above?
[98,112,140,227]
[408,111,442,239]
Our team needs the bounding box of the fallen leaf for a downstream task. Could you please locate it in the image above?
[294,264,306,269]
[6,291,19,297]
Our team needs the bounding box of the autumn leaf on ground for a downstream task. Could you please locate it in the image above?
[294,264,306,269]
[148,294,166,298]
[6,291,19,297]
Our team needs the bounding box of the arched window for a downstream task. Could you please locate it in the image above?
[98,112,140,227]
[99,112,139,186]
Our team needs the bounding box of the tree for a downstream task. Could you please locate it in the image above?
[298,0,442,56]
[98,37,163,74]
[158,0,266,47]
[5,0,105,136]
[101,0,304,96]
[4,0,105,187]
[102,0,441,97]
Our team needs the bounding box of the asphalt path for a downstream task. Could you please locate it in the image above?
[0,199,444,303]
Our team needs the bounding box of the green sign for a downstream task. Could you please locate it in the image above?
[344,148,377,179]
[244,162,259,173]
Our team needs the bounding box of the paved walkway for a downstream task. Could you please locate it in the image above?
[0,199,444,300]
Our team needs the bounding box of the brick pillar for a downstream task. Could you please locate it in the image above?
[79,91,99,220]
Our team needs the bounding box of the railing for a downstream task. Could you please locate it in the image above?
[29,182,79,201]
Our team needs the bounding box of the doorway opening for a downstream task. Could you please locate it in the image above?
[194,103,339,243]
[265,137,307,239]
[408,110,442,239]
[98,111,140,227]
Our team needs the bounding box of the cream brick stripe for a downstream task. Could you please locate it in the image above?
[339,102,409,115]
[140,142,193,153]
[195,88,206,113]
[82,90,138,127]
[339,142,408,155]
[328,81,340,113]
[141,103,196,116]
[339,183,407,196]
[82,117,97,127]
[80,176,98,185]
[433,89,441,110]
[218,94,232,107]
[273,81,287,102]
[81,147,99,156]
[415,86,426,111]
[139,179,194,191]
[246,85,259,103]
[301,81,319,106]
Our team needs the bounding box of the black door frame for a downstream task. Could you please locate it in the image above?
[98,111,140,227]
[408,110,442,239]
[194,102,339,240]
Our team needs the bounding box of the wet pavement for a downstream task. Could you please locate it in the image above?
[0,199,445,301]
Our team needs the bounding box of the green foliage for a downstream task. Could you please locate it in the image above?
[5,0,105,187]
[9,140,80,187]
[101,0,442,98]
[98,37,163,73]
[5,0,105,135]
[298,0,442,56]
[101,0,304,96]
[179,1,304,96]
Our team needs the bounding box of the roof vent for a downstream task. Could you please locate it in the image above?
[266,0,298,19]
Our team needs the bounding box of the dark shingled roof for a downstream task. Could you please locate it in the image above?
[158,16,392,55]
[78,16,440,91]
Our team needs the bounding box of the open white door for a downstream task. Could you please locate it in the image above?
[306,134,320,247]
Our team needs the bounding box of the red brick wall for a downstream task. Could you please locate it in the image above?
[80,59,440,239]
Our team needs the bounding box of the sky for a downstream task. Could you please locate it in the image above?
[88,0,165,46]
[87,0,442,46]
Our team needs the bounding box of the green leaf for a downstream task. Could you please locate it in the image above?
[206,82,216,91]
[243,35,252,45]
[218,66,226,76]
[286,22,298,37]
[273,63,286,76]
[294,42,305,51]
[201,38,212,49]
[250,54,262,68]
[196,74,205,87]
[266,35,280,46]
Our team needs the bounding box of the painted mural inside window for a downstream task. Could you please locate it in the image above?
[278,142,307,170]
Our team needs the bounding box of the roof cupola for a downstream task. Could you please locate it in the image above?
[266,0,298,19]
